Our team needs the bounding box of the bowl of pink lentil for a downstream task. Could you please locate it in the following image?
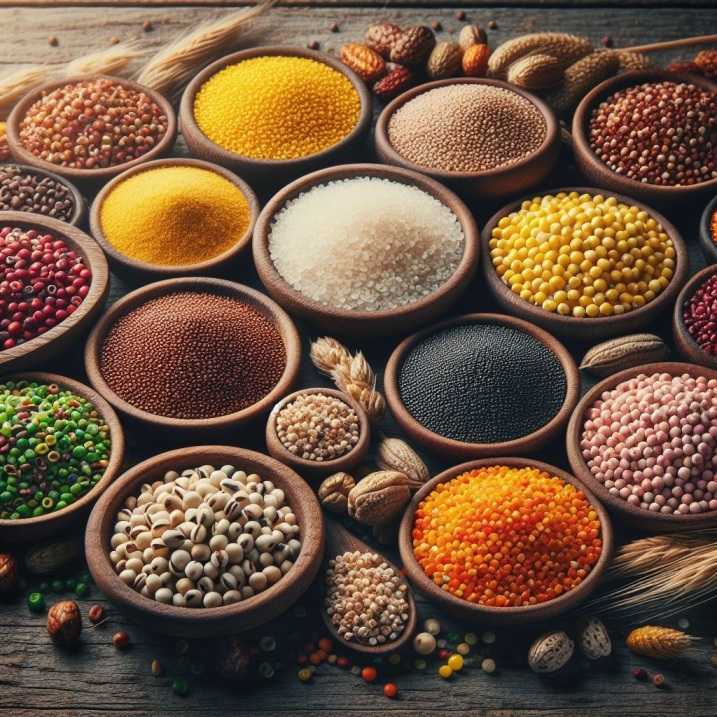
[567,362,717,532]
[673,264,717,369]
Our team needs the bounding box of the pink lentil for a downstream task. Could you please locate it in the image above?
[683,273,717,356]
[580,372,717,515]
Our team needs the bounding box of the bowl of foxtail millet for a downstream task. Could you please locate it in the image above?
[375,78,561,199]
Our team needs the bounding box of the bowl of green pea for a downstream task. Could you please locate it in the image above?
[0,372,125,543]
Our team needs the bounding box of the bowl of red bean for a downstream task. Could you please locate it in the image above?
[673,265,717,369]
[572,71,717,206]
[6,75,177,183]
[566,362,717,532]
[0,211,109,373]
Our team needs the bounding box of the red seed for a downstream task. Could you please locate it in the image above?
[112,630,130,649]
[88,605,105,623]
[361,666,378,682]
[384,683,398,699]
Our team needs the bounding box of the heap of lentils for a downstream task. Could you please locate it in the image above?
[0,225,91,349]
[387,84,546,172]
[18,78,168,170]
[411,465,603,606]
[711,208,717,246]
[683,273,717,356]
[398,322,566,444]
[489,192,675,318]
[581,372,717,515]
[194,56,360,161]
[0,165,75,221]
[0,380,111,520]
[588,80,717,186]
[269,177,464,312]
[99,291,286,419]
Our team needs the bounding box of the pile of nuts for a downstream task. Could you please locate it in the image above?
[109,464,301,608]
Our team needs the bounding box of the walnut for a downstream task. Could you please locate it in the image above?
[318,472,355,515]
[348,471,413,526]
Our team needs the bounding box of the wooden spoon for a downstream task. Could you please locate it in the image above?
[320,517,417,655]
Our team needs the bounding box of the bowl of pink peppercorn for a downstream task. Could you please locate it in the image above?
[673,264,717,370]
[567,361,717,532]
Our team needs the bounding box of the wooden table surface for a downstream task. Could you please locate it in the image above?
[2,4,717,717]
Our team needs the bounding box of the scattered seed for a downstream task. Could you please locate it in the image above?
[151,658,162,676]
[602,35,614,48]
[632,667,649,681]
[330,22,339,33]
[88,605,105,624]
[488,20,498,29]
[48,36,58,46]
[431,20,442,31]
[455,11,466,20]
[307,40,320,50]
[653,673,666,688]
[172,678,189,696]
[112,630,130,649]
[481,657,497,674]
[143,20,154,32]
[110,36,120,45]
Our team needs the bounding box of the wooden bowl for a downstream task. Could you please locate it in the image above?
[374,78,561,200]
[0,211,109,373]
[0,163,85,226]
[398,457,613,624]
[383,313,580,460]
[84,277,301,439]
[673,265,717,369]
[253,163,480,338]
[265,387,371,479]
[698,194,717,265]
[572,71,717,207]
[0,372,125,544]
[85,445,324,637]
[566,361,717,532]
[481,187,689,341]
[6,75,177,185]
[179,47,372,187]
[89,158,260,282]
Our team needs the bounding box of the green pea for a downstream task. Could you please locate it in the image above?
[74,583,89,598]
[27,592,45,613]
[172,679,190,697]
[16,504,30,517]
[32,506,44,517]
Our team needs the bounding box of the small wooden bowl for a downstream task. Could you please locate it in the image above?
[481,187,689,341]
[179,47,372,187]
[85,445,324,637]
[383,313,580,460]
[0,211,109,373]
[572,71,717,206]
[253,163,480,338]
[265,387,371,479]
[673,265,717,369]
[6,75,177,185]
[84,277,301,439]
[89,158,260,282]
[0,372,125,544]
[698,194,717,265]
[566,361,717,532]
[0,163,85,225]
[398,457,613,624]
[375,77,561,200]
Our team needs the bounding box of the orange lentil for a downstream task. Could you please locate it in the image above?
[361,666,378,683]
[411,465,602,607]
[711,210,717,245]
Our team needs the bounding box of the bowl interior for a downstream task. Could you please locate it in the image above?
[699,195,717,264]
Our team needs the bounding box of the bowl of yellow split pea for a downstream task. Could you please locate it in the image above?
[481,187,688,341]
[179,47,372,186]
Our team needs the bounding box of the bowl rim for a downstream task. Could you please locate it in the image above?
[89,157,260,277]
[83,277,302,430]
[383,312,580,457]
[0,211,109,370]
[398,456,613,620]
[85,445,324,631]
[6,74,178,181]
[374,77,560,180]
[252,162,480,325]
[572,70,717,198]
[566,361,717,527]
[0,371,125,532]
[673,264,717,370]
[179,46,372,170]
[698,194,717,265]
[481,186,689,336]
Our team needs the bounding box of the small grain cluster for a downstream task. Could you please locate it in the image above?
[324,550,410,645]
[682,273,717,356]
[0,165,75,221]
[99,291,286,419]
[387,84,546,172]
[275,392,360,462]
[269,177,464,312]
[109,464,301,608]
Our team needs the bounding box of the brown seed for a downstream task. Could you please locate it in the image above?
[143,20,153,32]
[113,630,130,649]
[110,36,120,45]
[88,604,105,624]
[488,20,498,30]
[653,673,666,688]
[307,40,320,50]
[330,22,340,33]
[602,35,614,48]
[431,20,442,32]
[151,658,163,676]
[48,36,58,47]
[455,10,466,20]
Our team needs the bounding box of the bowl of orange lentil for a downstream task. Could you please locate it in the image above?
[398,457,613,624]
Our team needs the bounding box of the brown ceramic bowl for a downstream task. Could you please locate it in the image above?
[0,163,85,225]
[85,445,324,637]
[673,265,717,369]
[265,387,371,479]
[0,372,125,543]
[7,75,177,185]
[698,194,717,265]
[0,211,109,373]
[481,187,689,341]
[179,47,372,187]
[84,277,301,439]
[566,362,717,532]
[383,313,580,460]
[375,77,561,200]
[573,71,717,207]
[398,457,613,624]
[89,158,260,282]
[253,163,480,338]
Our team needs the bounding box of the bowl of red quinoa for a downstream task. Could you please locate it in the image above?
[573,71,717,206]
[83,277,301,439]
[673,264,717,370]
[375,78,561,200]
[698,194,717,265]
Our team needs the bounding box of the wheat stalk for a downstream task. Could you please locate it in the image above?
[64,43,146,77]
[0,67,51,115]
